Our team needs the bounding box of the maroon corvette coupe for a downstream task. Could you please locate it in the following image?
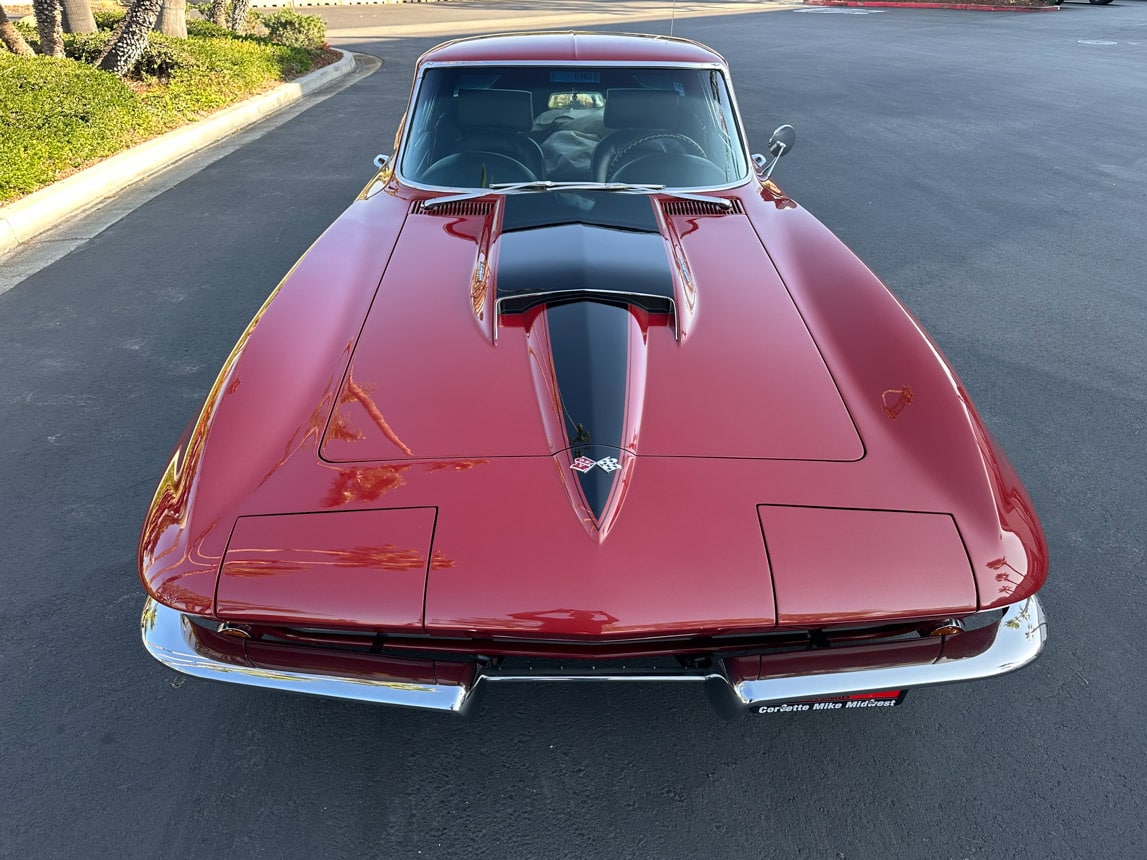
[139,32,1047,715]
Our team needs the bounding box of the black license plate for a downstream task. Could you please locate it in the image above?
[755,690,907,714]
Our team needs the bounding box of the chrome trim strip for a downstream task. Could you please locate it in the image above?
[418,60,730,71]
[140,600,469,712]
[401,176,753,198]
[140,596,1046,714]
[733,596,1047,708]
[482,674,718,684]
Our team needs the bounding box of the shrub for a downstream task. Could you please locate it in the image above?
[63,31,185,81]
[189,1,261,34]
[93,8,127,30]
[62,31,112,64]
[164,39,311,108]
[0,27,325,203]
[13,19,36,42]
[0,54,155,200]
[186,19,234,39]
[258,8,326,50]
[133,37,184,80]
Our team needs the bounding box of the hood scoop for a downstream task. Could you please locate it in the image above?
[494,192,679,340]
[495,223,677,330]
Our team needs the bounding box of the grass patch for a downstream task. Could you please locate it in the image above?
[0,26,330,204]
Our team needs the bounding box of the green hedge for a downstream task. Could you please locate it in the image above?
[258,8,327,50]
[0,55,156,201]
[92,8,127,30]
[0,30,325,203]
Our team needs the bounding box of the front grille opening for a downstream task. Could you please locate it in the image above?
[229,618,949,663]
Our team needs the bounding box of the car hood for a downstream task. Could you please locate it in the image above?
[140,186,1047,636]
[320,192,862,467]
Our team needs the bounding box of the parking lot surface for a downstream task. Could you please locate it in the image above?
[2,2,1145,857]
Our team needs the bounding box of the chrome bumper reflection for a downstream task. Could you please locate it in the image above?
[140,599,468,712]
[731,596,1046,708]
[141,596,1045,714]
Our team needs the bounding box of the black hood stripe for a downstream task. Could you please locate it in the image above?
[548,301,631,452]
[498,193,670,534]
[545,301,633,521]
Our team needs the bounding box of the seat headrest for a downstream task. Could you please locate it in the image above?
[456,89,535,132]
[604,89,682,130]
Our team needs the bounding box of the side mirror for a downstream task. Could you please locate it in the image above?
[373,154,390,169]
[767,124,796,159]
[752,124,796,183]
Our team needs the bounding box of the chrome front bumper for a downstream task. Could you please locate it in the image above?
[141,596,1046,715]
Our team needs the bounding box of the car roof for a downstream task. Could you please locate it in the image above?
[418,31,728,68]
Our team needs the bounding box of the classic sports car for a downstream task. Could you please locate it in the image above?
[139,32,1048,716]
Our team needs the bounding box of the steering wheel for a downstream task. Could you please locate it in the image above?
[419,152,536,187]
[611,153,729,187]
[607,133,705,181]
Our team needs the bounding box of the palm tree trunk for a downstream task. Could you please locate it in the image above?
[1,4,36,54]
[97,0,163,76]
[32,0,65,57]
[229,0,251,34]
[210,0,226,27]
[154,0,186,38]
[60,0,96,34]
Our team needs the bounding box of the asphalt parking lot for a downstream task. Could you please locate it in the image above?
[2,2,1145,857]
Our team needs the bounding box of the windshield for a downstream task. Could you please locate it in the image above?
[400,65,749,190]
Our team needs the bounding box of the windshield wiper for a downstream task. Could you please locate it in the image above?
[420,181,609,209]
[489,180,664,193]
[420,180,733,211]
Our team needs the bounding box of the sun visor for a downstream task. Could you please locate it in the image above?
[759,506,977,626]
[217,508,436,628]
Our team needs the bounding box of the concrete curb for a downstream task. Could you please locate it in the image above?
[253,1,459,4]
[804,0,1059,9]
[0,49,356,255]
[254,1,459,5]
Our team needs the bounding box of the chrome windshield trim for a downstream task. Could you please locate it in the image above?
[403,175,753,197]
[417,60,730,72]
[397,58,753,191]
[733,596,1047,708]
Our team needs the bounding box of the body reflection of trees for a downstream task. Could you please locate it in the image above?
[507,607,620,633]
[425,459,487,474]
[322,459,488,507]
[227,544,428,574]
[988,556,1022,598]
[225,544,455,575]
[323,464,412,507]
[153,572,216,615]
[329,373,415,456]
